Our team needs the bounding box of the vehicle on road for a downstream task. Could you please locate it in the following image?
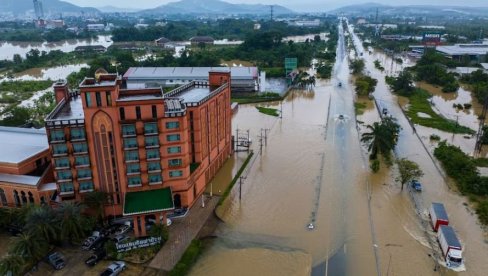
[338,114,344,120]
[410,180,422,192]
[100,261,126,276]
[429,202,449,232]
[47,252,65,270]
[438,225,463,267]
[382,108,388,116]
[85,250,106,267]
[338,82,342,87]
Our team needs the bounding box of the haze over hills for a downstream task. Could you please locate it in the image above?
[96,6,141,13]
[138,0,294,15]
[331,2,488,16]
[0,0,99,15]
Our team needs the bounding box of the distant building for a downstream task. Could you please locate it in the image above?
[381,35,415,41]
[74,45,107,53]
[155,37,171,47]
[0,126,56,208]
[134,23,149,29]
[356,18,367,25]
[34,19,64,29]
[87,23,105,32]
[289,19,320,27]
[33,0,44,19]
[365,24,398,30]
[123,67,260,92]
[254,23,261,30]
[418,25,445,30]
[108,43,145,51]
[436,43,488,61]
[190,36,215,46]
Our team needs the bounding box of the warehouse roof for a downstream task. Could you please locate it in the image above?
[123,67,258,80]
[437,44,488,56]
[0,127,48,164]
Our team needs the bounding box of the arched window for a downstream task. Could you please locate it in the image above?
[28,192,34,204]
[40,196,46,205]
[0,188,7,206]
[13,190,20,207]
[21,191,27,204]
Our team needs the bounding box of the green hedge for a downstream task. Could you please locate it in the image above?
[169,239,203,276]
[218,151,254,206]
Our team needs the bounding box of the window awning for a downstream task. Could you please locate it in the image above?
[123,187,174,216]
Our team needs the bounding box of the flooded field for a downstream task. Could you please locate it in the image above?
[0,64,88,82]
[0,35,112,60]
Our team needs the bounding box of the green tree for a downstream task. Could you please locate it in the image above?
[350,59,365,75]
[55,202,87,242]
[10,233,48,261]
[0,255,24,276]
[24,206,59,243]
[84,191,109,224]
[386,71,414,96]
[361,117,400,161]
[395,158,424,190]
[148,223,169,241]
[0,107,31,127]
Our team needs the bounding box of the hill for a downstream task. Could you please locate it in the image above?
[0,0,99,15]
[139,0,293,15]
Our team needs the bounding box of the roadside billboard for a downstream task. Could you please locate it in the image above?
[423,33,441,46]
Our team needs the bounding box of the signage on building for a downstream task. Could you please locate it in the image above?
[116,236,162,252]
[423,33,441,46]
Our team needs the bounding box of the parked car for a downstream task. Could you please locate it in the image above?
[82,231,102,250]
[114,224,131,235]
[411,180,422,192]
[102,225,119,236]
[146,217,172,230]
[90,237,108,252]
[47,252,65,270]
[112,234,129,243]
[85,250,106,267]
[100,261,126,276]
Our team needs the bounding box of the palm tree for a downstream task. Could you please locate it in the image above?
[55,202,86,242]
[9,233,48,261]
[24,206,59,243]
[361,118,400,160]
[148,223,169,241]
[84,191,108,225]
[0,254,24,276]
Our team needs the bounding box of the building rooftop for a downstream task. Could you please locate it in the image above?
[47,95,85,123]
[0,126,48,164]
[123,67,258,80]
[437,44,488,56]
[0,173,41,186]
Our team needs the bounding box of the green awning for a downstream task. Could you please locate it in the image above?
[123,187,174,216]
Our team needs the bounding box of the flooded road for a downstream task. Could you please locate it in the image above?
[349,23,488,275]
[190,20,377,276]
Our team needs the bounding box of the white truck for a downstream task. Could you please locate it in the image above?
[438,225,463,267]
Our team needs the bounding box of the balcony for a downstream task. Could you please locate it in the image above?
[52,145,68,157]
[145,137,160,149]
[74,156,90,168]
[144,123,158,136]
[147,162,161,173]
[168,159,182,167]
[126,164,141,176]
[77,171,92,181]
[59,183,74,196]
[73,143,88,155]
[50,131,65,143]
[148,174,163,185]
[127,176,142,187]
[124,151,139,163]
[70,135,86,141]
[122,125,136,137]
[54,158,70,170]
[79,182,94,193]
[123,138,138,150]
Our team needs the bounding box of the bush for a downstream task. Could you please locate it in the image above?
[355,75,377,96]
[170,239,203,276]
[476,200,488,225]
[370,159,380,173]
[429,134,441,141]
[464,103,472,109]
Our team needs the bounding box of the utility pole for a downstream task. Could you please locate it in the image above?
[235,127,239,151]
[475,97,488,154]
[264,128,269,147]
[270,5,274,21]
[279,101,283,119]
[258,129,264,155]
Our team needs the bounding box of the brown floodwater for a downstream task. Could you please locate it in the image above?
[354,23,488,276]
[189,21,488,276]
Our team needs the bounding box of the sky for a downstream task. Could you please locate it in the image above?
[64,0,488,12]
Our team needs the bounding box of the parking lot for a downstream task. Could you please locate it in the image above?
[30,244,152,276]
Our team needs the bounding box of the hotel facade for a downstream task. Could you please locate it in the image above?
[0,70,232,237]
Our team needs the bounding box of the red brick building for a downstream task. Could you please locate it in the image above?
[44,70,232,236]
[0,127,57,208]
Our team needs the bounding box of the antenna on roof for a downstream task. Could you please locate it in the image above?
[270,5,274,21]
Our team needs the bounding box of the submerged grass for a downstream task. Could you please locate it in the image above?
[405,89,474,134]
[256,106,280,117]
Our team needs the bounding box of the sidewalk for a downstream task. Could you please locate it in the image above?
[147,195,220,272]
